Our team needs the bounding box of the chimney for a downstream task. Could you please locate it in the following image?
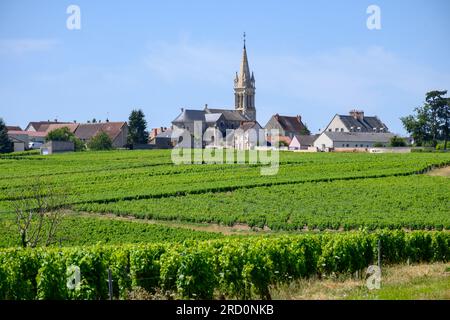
[349,109,364,121]
[297,115,302,123]
[181,107,184,112]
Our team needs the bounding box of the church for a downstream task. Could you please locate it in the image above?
[171,36,258,139]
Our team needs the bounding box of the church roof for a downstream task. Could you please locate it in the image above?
[172,109,206,123]
[206,108,247,121]
[205,113,223,123]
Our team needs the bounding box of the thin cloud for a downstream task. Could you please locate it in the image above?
[0,38,58,55]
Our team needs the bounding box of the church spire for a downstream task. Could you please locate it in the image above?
[237,33,252,88]
[234,33,256,121]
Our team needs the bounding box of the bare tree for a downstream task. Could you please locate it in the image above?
[13,177,68,248]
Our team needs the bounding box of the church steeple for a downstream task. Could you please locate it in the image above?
[234,33,256,121]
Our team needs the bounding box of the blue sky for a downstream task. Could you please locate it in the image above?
[0,0,449,134]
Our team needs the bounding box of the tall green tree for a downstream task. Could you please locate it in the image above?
[127,109,149,146]
[401,90,449,149]
[0,118,14,153]
[87,131,113,150]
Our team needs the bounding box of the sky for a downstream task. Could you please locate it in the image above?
[0,0,449,134]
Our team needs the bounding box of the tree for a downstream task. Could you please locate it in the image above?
[373,142,385,148]
[0,118,13,153]
[46,127,85,151]
[127,109,149,146]
[13,177,67,248]
[401,90,449,149]
[300,123,311,136]
[87,131,113,150]
[389,136,406,147]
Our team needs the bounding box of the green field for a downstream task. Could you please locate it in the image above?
[1,150,449,300]
[0,212,222,248]
[1,150,449,230]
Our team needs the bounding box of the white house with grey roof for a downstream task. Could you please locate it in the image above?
[323,110,389,133]
[314,132,396,151]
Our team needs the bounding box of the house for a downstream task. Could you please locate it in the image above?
[150,127,169,140]
[323,110,389,133]
[7,130,47,149]
[289,135,318,150]
[74,122,128,148]
[25,121,74,132]
[264,114,308,138]
[234,121,263,150]
[9,136,27,152]
[149,128,174,149]
[313,132,396,151]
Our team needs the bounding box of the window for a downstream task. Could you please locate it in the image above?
[342,144,345,147]
[335,128,339,132]
[346,144,349,147]
[340,128,344,132]
[328,129,332,132]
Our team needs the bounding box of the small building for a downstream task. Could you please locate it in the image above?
[289,135,318,150]
[234,121,263,150]
[74,122,128,148]
[313,132,396,151]
[149,128,174,149]
[40,141,74,155]
[323,110,389,133]
[264,114,308,138]
[10,136,27,152]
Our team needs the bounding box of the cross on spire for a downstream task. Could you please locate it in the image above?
[243,32,246,48]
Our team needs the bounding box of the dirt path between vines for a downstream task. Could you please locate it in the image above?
[427,166,450,177]
[71,211,267,235]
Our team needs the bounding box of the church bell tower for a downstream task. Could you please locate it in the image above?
[234,33,256,121]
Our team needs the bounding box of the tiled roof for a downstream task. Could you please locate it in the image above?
[26,121,72,131]
[274,115,305,132]
[7,130,47,137]
[6,126,22,131]
[74,122,126,141]
[338,115,388,132]
[42,123,79,133]
[172,110,206,123]
[292,135,318,146]
[238,121,261,131]
[155,129,173,138]
[206,108,247,121]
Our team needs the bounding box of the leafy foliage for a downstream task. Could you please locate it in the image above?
[0,231,448,300]
[87,132,113,151]
[0,118,13,154]
[45,127,85,151]
[127,109,149,146]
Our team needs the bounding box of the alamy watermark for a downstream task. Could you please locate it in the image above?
[66,5,81,30]
[170,122,280,176]
[367,5,381,30]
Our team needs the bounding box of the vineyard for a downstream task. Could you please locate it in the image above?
[0,150,449,300]
[0,230,448,300]
[0,151,449,230]
[0,213,222,248]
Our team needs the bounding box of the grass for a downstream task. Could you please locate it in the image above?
[270,263,450,300]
